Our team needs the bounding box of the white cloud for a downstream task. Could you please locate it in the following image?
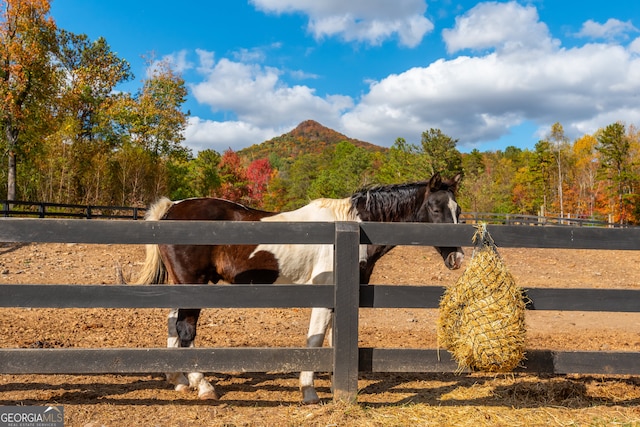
[183,53,353,152]
[146,50,193,78]
[190,56,353,128]
[184,117,279,153]
[576,18,638,40]
[341,2,640,148]
[442,1,557,54]
[182,2,640,154]
[250,0,433,47]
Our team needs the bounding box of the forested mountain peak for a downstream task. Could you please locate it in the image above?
[238,120,386,162]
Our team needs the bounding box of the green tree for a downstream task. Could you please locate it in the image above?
[131,59,189,158]
[459,149,485,212]
[54,30,132,203]
[56,30,132,144]
[596,122,635,222]
[187,149,221,197]
[375,138,424,184]
[308,141,372,199]
[420,128,462,176]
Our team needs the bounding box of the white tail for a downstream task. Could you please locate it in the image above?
[134,197,174,285]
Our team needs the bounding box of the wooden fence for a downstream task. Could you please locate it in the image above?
[1,200,622,227]
[460,212,618,227]
[0,218,639,402]
[1,200,146,219]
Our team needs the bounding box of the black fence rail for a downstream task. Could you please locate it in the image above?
[0,218,639,402]
[2,200,622,228]
[461,212,619,227]
[1,200,146,220]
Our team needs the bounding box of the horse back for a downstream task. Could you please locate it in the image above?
[164,197,275,221]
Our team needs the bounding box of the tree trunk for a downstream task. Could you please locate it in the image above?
[7,150,16,201]
[6,126,18,201]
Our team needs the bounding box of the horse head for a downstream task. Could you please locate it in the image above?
[425,172,465,270]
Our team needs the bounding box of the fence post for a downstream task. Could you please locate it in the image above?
[332,221,360,403]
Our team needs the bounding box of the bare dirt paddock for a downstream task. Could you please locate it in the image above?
[0,242,639,426]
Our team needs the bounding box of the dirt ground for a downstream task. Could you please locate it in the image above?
[0,242,639,426]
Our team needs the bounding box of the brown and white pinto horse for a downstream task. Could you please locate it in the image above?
[135,172,464,404]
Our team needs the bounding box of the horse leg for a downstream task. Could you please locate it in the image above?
[166,309,190,392]
[300,306,333,404]
[166,308,218,399]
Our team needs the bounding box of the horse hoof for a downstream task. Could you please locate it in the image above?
[301,387,320,404]
[198,390,219,400]
[175,384,191,393]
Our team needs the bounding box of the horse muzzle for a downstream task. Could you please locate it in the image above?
[445,250,465,270]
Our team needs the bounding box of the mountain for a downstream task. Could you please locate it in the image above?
[238,120,387,162]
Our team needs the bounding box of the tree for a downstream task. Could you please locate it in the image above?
[546,122,570,217]
[375,138,424,184]
[216,149,248,202]
[188,149,221,197]
[133,59,189,158]
[54,30,132,203]
[56,31,132,145]
[0,0,57,200]
[308,141,372,199]
[246,158,272,206]
[420,128,462,176]
[572,134,600,217]
[106,58,189,202]
[596,122,634,222]
[459,149,486,212]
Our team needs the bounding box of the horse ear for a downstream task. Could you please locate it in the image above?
[428,172,442,191]
[452,173,463,193]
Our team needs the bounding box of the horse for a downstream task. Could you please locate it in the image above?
[134,172,464,404]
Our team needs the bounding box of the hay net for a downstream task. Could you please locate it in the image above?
[438,223,526,373]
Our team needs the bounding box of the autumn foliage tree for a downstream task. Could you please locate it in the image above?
[0,0,57,200]
[246,158,273,206]
[216,149,249,202]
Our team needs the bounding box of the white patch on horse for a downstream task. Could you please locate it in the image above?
[249,198,364,284]
[448,196,459,224]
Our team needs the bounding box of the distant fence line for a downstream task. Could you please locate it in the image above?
[0,200,622,227]
[460,212,619,227]
[1,200,146,220]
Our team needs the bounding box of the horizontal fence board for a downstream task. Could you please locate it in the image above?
[358,348,640,375]
[358,348,459,372]
[0,347,635,376]
[0,348,333,374]
[359,285,445,308]
[359,223,474,247]
[525,288,640,312]
[0,284,334,309]
[359,285,640,312]
[3,284,638,312]
[486,225,640,250]
[360,223,640,249]
[0,219,336,245]
[551,350,640,375]
[3,219,639,249]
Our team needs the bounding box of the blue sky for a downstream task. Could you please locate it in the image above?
[50,1,640,154]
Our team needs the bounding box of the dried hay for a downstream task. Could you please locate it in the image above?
[438,223,527,372]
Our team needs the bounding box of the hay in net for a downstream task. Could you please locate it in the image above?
[438,223,527,372]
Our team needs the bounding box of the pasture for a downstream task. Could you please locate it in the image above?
[0,240,639,426]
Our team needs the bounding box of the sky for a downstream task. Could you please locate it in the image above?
[50,1,640,154]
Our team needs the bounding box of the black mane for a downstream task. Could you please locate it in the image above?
[349,181,429,222]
